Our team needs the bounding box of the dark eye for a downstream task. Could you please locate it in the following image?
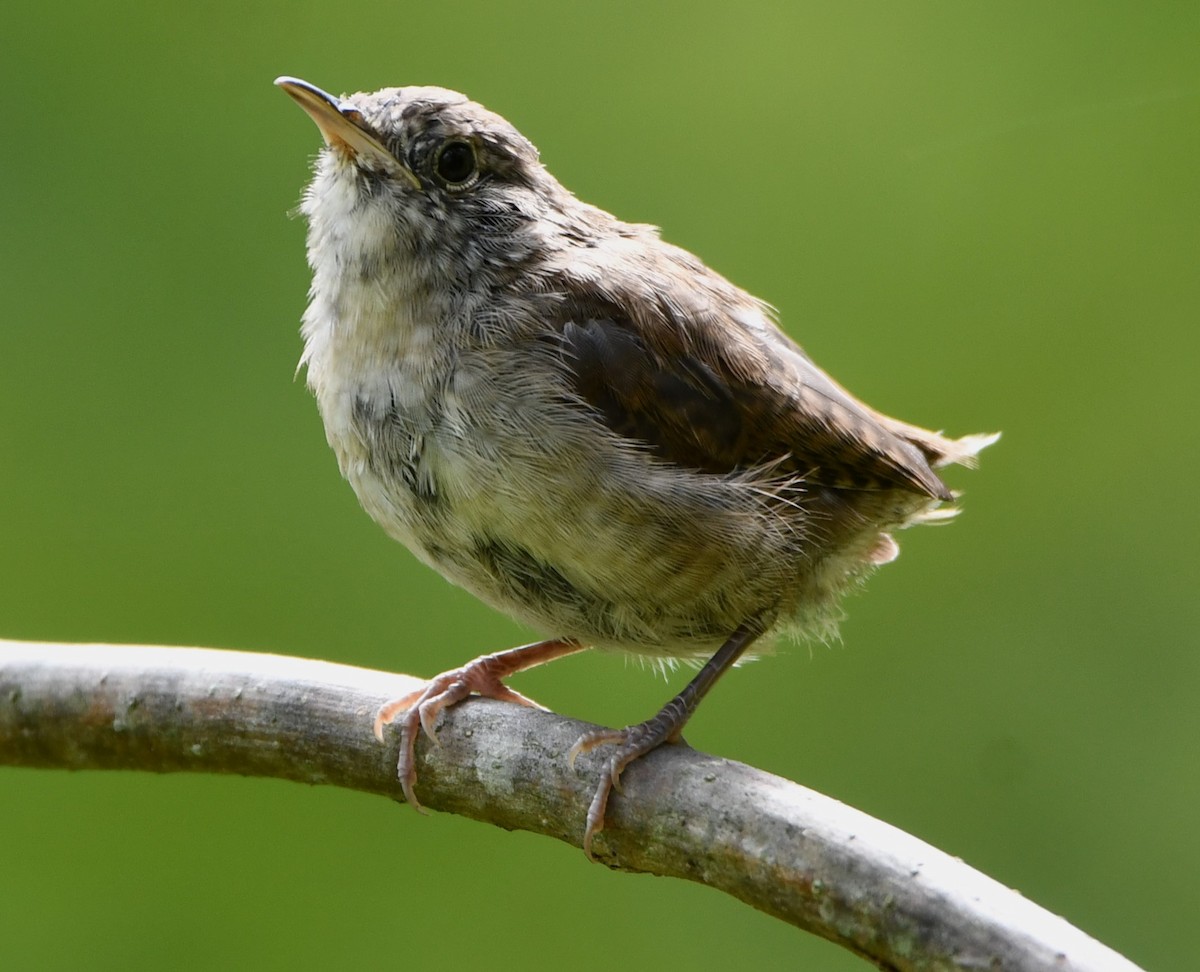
[434,140,477,185]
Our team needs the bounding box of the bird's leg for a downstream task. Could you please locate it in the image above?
[568,621,765,857]
[374,637,586,812]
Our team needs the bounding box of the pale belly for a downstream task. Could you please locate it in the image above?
[332,402,852,657]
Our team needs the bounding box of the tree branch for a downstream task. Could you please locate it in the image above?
[0,640,1140,972]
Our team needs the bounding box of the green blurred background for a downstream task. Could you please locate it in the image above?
[2,2,1196,969]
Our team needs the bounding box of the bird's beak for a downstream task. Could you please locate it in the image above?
[275,76,419,188]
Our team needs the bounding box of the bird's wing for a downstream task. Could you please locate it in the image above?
[550,260,954,500]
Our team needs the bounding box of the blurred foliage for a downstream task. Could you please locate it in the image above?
[2,2,1197,969]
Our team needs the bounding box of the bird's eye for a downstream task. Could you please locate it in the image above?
[434,140,477,185]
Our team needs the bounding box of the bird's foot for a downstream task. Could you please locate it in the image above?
[373,638,584,812]
[568,703,688,859]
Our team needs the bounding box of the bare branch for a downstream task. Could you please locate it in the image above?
[0,640,1140,972]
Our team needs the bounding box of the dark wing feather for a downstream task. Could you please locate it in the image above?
[561,318,747,473]
[553,286,953,500]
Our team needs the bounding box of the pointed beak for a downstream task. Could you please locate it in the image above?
[275,76,419,188]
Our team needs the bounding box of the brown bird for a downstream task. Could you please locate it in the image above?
[277,76,997,857]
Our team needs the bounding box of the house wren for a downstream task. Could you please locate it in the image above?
[276,76,997,856]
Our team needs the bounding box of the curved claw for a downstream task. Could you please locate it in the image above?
[373,689,423,742]
[567,727,627,770]
[378,675,475,812]
[418,690,454,743]
[371,638,585,814]
[570,721,674,859]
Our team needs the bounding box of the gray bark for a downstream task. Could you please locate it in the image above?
[0,640,1142,972]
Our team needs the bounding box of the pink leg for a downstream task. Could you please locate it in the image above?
[373,638,585,812]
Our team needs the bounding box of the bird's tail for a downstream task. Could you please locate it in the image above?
[892,424,1001,471]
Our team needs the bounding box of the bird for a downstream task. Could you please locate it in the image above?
[276,76,997,857]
